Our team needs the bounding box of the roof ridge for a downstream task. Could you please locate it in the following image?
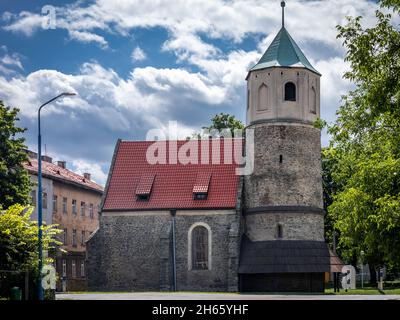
[24,158,104,191]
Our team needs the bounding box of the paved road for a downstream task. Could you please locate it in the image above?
[56,292,400,300]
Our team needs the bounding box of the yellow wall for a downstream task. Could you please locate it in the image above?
[52,181,102,253]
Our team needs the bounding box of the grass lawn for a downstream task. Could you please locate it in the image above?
[325,287,400,295]
[60,288,400,296]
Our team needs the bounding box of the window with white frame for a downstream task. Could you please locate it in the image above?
[89,204,94,219]
[42,192,48,209]
[30,190,36,206]
[80,261,85,277]
[71,260,76,278]
[72,199,77,215]
[62,197,67,214]
[81,201,85,216]
[72,229,77,247]
[62,259,67,277]
[63,228,68,245]
[52,195,58,213]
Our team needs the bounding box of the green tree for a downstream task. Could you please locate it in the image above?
[0,101,31,208]
[190,113,245,139]
[322,147,341,248]
[327,1,400,283]
[0,204,61,271]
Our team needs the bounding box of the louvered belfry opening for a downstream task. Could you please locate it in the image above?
[192,226,208,270]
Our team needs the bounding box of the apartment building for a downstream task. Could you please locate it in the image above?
[24,152,103,291]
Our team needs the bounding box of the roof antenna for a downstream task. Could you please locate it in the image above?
[281,1,286,28]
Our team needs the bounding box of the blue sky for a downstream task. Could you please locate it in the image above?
[0,0,384,185]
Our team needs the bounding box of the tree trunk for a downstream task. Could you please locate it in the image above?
[369,264,377,287]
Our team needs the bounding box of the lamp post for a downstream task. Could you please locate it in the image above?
[37,92,75,300]
[360,250,365,289]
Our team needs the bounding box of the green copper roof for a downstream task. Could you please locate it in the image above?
[250,27,320,75]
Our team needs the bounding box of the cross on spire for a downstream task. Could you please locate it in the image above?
[281,1,286,28]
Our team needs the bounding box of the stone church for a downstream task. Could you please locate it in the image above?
[87,2,341,292]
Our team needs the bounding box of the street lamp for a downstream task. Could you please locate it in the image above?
[37,92,76,300]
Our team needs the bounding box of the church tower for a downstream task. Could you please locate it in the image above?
[239,1,330,292]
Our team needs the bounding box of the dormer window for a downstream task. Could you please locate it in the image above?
[284,82,296,101]
[137,194,150,201]
[194,193,208,200]
[135,173,155,202]
[193,172,211,200]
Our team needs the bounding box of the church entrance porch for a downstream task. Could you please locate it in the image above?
[238,235,331,293]
[239,273,325,292]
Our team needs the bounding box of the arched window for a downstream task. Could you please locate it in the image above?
[257,83,269,111]
[284,82,296,101]
[310,86,317,114]
[188,223,211,270]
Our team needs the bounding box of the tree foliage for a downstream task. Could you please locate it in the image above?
[202,113,244,134]
[0,204,62,271]
[0,101,31,208]
[190,113,245,139]
[327,2,400,273]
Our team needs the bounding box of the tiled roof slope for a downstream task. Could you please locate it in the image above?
[249,27,320,75]
[103,139,243,211]
[24,159,103,193]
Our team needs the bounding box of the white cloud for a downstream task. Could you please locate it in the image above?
[2,0,385,57]
[71,159,108,186]
[315,57,353,124]
[1,0,383,170]
[162,32,220,61]
[1,54,23,70]
[131,46,146,62]
[0,46,24,76]
[68,30,108,48]
[2,11,43,36]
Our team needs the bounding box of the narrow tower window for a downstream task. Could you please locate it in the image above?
[279,155,283,163]
[284,82,296,101]
[277,224,283,239]
[247,89,250,110]
[310,86,317,114]
[257,83,269,111]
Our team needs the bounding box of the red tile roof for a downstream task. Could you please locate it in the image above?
[103,139,243,211]
[24,159,104,193]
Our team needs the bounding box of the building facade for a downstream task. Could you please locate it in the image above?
[87,2,341,292]
[239,24,328,292]
[24,153,103,291]
[87,140,242,292]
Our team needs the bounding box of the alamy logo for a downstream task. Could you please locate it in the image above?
[42,5,56,30]
[41,265,56,290]
[144,121,254,175]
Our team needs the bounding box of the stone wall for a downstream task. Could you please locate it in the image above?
[244,123,323,209]
[86,210,240,292]
[243,122,324,241]
[245,212,324,241]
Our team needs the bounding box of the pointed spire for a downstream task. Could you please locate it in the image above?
[281,1,286,28]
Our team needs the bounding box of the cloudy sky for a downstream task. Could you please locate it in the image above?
[0,0,385,185]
